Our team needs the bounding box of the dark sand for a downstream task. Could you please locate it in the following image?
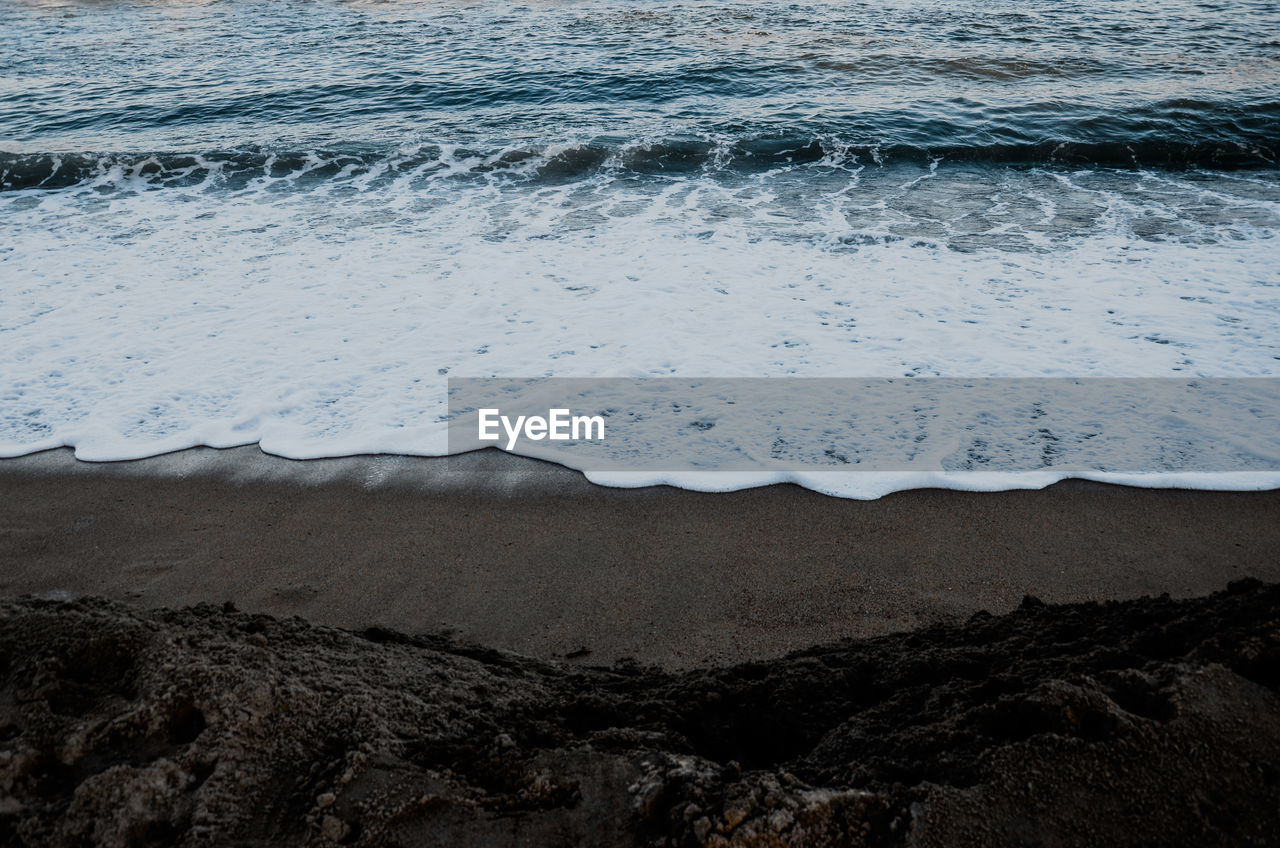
[5,448,1280,846]
[3,447,1280,668]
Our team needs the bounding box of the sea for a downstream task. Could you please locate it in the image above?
[3,0,1279,497]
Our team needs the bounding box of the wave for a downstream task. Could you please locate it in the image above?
[3,133,1277,193]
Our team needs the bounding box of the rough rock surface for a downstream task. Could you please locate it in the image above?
[1,580,1278,847]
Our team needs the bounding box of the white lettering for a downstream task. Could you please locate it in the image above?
[501,414,525,451]
[478,409,605,448]
[549,408,570,439]
[478,409,501,441]
[573,414,605,440]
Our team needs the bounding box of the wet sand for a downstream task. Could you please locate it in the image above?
[3,446,1280,668]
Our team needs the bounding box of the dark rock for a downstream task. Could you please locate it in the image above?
[1,583,1278,846]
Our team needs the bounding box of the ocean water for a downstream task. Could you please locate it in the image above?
[2,0,1279,496]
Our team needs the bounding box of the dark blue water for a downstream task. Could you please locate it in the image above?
[4,0,1280,184]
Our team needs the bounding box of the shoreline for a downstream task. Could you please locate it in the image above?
[4,446,1280,669]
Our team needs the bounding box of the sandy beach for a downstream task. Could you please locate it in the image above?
[4,447,1279,668]
[5,451,1280,845]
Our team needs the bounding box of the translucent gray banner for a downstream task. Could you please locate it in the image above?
[446,378,1280,473]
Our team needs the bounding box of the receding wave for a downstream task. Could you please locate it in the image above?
[3,0,1279,499]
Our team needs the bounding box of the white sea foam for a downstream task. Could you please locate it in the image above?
[2,153,1278,497]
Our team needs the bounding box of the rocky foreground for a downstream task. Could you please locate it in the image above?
[1,581,1278,847]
